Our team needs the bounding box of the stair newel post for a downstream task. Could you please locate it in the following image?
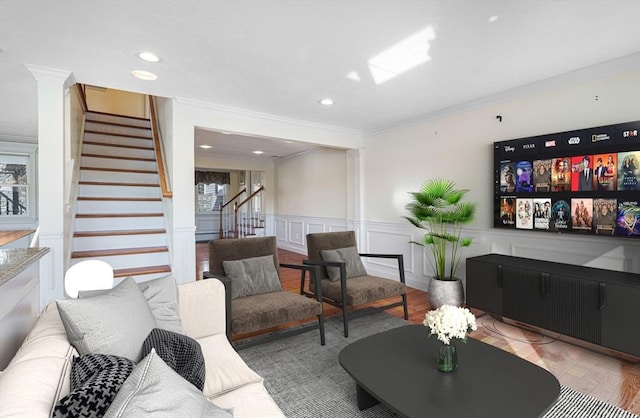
[233,202,239,238]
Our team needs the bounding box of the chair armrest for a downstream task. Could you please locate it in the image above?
[280,263,324,302]
[358,253,406,284]
[178,277,227,340]
[303,259,348,306]
[203,271,232,340]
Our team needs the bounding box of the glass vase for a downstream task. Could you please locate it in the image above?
[437,343,458,372]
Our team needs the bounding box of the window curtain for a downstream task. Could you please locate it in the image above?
[195,171,230,185]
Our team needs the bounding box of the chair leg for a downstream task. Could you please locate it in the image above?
[402,293,409,320]
[342,308,349,338]
[318,314,326,345]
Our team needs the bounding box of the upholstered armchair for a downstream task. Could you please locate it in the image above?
[305,231,408,337]
[204,236,325,349]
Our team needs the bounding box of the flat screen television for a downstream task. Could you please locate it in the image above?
[494,120,640,238]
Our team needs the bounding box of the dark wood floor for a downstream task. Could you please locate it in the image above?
[196,243,640,414]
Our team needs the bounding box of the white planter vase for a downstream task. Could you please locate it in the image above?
[428,277,464,308]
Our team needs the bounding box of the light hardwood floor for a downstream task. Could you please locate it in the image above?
[196,243,640,414]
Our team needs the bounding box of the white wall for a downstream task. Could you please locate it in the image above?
[275,147,349,218]
[275,68,640,292]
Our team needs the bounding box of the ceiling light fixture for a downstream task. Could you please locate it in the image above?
[253,150,264,155]
[137,51,160,63]
[131,70,157,81]
[319,98,334,106]
[199,145,212,149]
[489,15,499,23]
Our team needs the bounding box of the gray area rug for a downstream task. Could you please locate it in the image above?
[239,311,638,418]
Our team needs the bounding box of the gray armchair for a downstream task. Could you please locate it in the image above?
[305,231,408,337]
[204,236,325,349]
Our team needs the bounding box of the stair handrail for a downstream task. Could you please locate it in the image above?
[148,96,173,199]
[219,188,246,238]
[0,190,27,214]
[233,185,264,238]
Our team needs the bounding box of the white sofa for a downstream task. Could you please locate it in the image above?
[0,278,285,417]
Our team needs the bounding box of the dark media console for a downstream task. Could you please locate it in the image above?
[466,254,640,357]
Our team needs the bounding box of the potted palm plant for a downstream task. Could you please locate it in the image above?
[404,178,476,308]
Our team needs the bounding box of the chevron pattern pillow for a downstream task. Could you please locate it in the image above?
[53,354,135,418]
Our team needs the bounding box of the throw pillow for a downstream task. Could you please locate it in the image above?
[53,354,135,418]
[104,349,233,418]
[57,277,157,362]
[320,246,368,281]
[142,328,205,391]
[80,275,185,335]
[222,255,282,299]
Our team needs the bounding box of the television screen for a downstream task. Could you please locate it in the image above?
[494,120,640,239]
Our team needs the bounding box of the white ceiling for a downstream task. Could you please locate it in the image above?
[1,1,640,160]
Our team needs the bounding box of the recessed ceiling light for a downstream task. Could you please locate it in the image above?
[199,145,212,149]
[319,98,334,106]
[131,70,157,81]
[137,51,160,63]
[489,15,499,23]
[253,150,264,155]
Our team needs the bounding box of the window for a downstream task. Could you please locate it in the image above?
[0,142,37,226]
[196,182,227,213]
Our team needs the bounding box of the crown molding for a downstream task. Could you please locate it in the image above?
[175,96,362,137]
[364,52,640,136]
[25,64,74,87]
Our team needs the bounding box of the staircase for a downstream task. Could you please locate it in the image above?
[70,111,171,280]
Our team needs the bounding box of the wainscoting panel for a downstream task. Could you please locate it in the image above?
[275,219,287,242]
[288,221,304,246]
[306,222,325,235]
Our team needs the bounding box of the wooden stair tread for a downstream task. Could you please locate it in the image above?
[76,213,163,218]
[71,246,168,258]
[74,229,166,237]
[86,111,150,121]
[86,119,152,129]
[84,130,151,140]
[113,265,171,278]
[78,181,159,187]
[81,153,155,162]
[80,166,157,174]
[77,197,161,201]
[83,140,154,151]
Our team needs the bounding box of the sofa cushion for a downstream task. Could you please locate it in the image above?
[209,381,285,417]
[104,349,232,418]
[142,328,205,390]
[53,354,135,418]
[0,303,76,418]
[81,274,185,335]
[198,333,263,398]
[57,277,157,362]
[222,255,282,299]
[320,246,367,281]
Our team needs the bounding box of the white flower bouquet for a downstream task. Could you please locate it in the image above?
[423,305,477,345]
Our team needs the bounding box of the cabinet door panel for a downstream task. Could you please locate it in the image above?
[548,274,601,344]
[466,260,503,315]
[601,284,640,356]
[503,267,552,329]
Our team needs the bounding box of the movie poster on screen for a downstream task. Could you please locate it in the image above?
[571,155,594,192]
[499,196,516,227]
[616,201,640,237]
[571,198,593,231]
[533,159,552,192]
[550,199,570,231]
[515,161,533,193]
[618,151,640,191]
[551,157,571,191]
[500,162,516,193]
[533,198,551,230]
[516,198,533,229]
[592,153,617,191]
[593,198,617,235]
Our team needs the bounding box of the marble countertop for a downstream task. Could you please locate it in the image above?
[0,247,50,287]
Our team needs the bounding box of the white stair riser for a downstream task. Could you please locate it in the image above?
[73,234,167,251]
[83,143,155,160]
[75,216,165,231]
[71,252,170,270]
[84,132,153,148]
[76,200,163,214]
[85,122,152,138]
[86,113,151,129]
[80,170,158,184]
[78,184,161,199]
[81,156,157,172]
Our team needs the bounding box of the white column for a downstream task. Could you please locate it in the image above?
[26,65,73,307]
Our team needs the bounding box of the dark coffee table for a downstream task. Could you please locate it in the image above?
[339,325,560,418]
